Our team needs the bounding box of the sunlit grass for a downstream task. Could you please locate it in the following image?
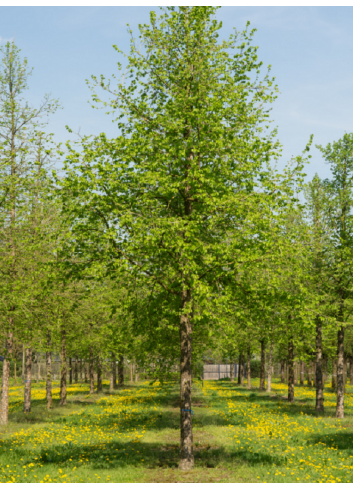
[0,377,353,482]
[202,378,353,483]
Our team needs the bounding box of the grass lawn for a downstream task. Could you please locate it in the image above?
[0,377,352,482]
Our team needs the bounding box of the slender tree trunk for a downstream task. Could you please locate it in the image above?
[69,358,72,385]
[84,361,88,383]
[24,347,32,413]
[266,339,273,393]
[118,355,124,387]
[22,344,25,383]
[130,362,134,383]
[240,355,244,385]
[323,354,328,384]
[89,347,94,394]
[237,352,242,385]
[307,363,312,386]
[97,355,102,393]
[315,317,324,413]
[0,331,13,424]
[300,361,304,385]
[179,288,194,471]
[113,355,117,388]
[74,356,78,384]
[79,359,83,382]
[288,339,294,402]
[247,345,251,389]
[260,340,266,390]
[280,360,285,384]
[230,360,235,382]
[350,355,353,385]
[336,326,345,418]
[110,353,116,391]
[59,328,67,406]
[294,361,297,385]
[46,330,53,409]
[332,358,337,391]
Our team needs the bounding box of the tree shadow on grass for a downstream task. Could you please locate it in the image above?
[308,432,353,453]
[208,385,337,420]
[0,438,282,472]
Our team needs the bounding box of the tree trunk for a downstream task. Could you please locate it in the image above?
[59,328,67,406]
[266,339,273,393]
[247,345,251,389]
[239,354,245,385]
[74,356,78,384]
[307,363,312,386]
[260,340,266,390]
[332,358,337,391]
[280,360,285,383]
[69,358,72,385]
[84,361,88,383]
[315,316,324,413]
[179,289,194,471]
[344,354,347,386]
[237,352,242,385]
[288,339,294,402]
[323,354,328,384]
[118,355,124,387]
[300,361,304,385]
[46,330,53,409]
[230,360,235,382]
[294,362,298,385]
[336,326,345,418]
[110,353,117,391]
[0,331,13,424]
[97,355,102,393]
[130,362,134,383]
[24,347,32,413]
[22,344,25,383]
[350,355,353,384]
[89,347,94,394]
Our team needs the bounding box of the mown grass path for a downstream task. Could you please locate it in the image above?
[0,378,353,482]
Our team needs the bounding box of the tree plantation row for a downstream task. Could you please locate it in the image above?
[0,6,352,471]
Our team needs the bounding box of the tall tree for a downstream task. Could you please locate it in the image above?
[59,7,288,469]
[317,134,353,418]
[0,42,58,423]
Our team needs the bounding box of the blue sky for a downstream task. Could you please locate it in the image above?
[1,6,352,182]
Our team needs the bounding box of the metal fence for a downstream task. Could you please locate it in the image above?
[203,363,282,381]
[203,364,242,380]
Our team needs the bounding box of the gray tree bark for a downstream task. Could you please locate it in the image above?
[179,288,194,470]
[24,347,32,413]
[288,339,294,402]
[260,340,266,390]
[89,347,94,394]
[336,326,345,418]
[315,316,324,413]
[247,345,251,389]
[46,330,53,409]
[60,329,67,406]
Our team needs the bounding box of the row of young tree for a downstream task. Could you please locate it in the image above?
[1,6,353,471]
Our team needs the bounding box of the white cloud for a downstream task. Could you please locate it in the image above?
[0,35,14,44]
